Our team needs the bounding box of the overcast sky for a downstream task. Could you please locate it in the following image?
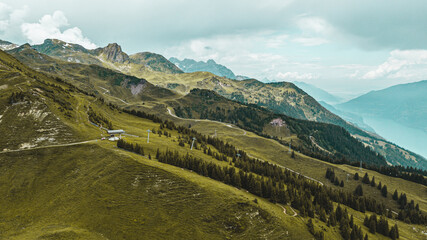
[1,0,427,98]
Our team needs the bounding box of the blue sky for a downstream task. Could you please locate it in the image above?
[1,0,427,99]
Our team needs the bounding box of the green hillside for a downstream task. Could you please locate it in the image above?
[0,48,426,240]
[0,49,305,239]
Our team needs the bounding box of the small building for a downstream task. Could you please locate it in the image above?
[107,129,125,135]
[107,129,125,141]
[270,118,284,127]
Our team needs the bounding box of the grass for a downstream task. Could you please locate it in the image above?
[1,48,426,239]
[0,142,311,240]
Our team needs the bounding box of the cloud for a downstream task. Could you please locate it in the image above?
[363,50,427,79]
[21,10,96,49]
[291,16,333,46]
[0,2,27,33]
[276,71,317,80]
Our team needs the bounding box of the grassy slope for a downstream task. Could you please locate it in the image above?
[2,49,426,239]
[0,143,301,240]
[0,50,312,239]
[158,111,427,239]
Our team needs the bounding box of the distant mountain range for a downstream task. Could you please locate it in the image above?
[293,81,343,104]
[338,80,427,133]
[169,57,240,79]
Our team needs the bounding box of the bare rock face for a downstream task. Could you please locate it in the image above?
[101,43,130,63]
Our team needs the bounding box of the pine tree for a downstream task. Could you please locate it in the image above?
[336,205,343,222]
[369,218,376,233]
[355,184,363,196]
[307,218,315,234]
[320,209,327,222]
[232,173,241,188]
[340,180,344,187]
[354,172,359,180]
[156,148,160,159]
[370,176,376,187]
[392,190,398,200]
[362,173,370,184]
[393,224,399,239]
[329,213,337,226]
[381,185,388,197]
[389,226,397,240]
[377,181,382,190]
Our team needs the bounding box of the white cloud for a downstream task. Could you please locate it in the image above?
[363,49,427,79]
[0,2,27,32]
[21,10,96,49]
[276,71,317,80]
[291,16,334,46]
[296,16,334,35]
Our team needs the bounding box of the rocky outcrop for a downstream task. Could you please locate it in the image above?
[98,43,130,63]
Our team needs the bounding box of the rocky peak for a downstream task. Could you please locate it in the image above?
[100,43,129,63]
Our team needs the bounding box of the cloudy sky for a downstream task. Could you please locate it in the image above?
[1,0,427,98]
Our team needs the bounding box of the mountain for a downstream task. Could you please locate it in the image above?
[169,57,236,79]
[236,75,250,80]
[0,39,18,51]
[8,44,178,103]
[130,52,183,74]
[338,80,427,132]
[20,39,426,169]
[1,48,427,239]
[337,80,427,162]
[96,42,130,63]
[171,88,388,166]
[32,39,183,74]
[319,101,375,133]
[293,81,343,104]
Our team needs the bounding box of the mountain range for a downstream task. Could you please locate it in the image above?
[7,39,426,169]
[338,80,427,133]
[169,57,237,79]
[0,39,426,239]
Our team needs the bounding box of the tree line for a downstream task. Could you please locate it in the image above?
[118,138,416,239]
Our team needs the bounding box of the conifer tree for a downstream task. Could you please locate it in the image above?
[362,173,370,184]
[354,172,359,180]
[355,184,363,196]
[381,185,388,197]
[370,176,376,187]
[392,190,398,200]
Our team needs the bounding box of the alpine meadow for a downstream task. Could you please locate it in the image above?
[0,1,426,240]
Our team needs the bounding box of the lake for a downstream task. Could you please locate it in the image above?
[364,116,427,159]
